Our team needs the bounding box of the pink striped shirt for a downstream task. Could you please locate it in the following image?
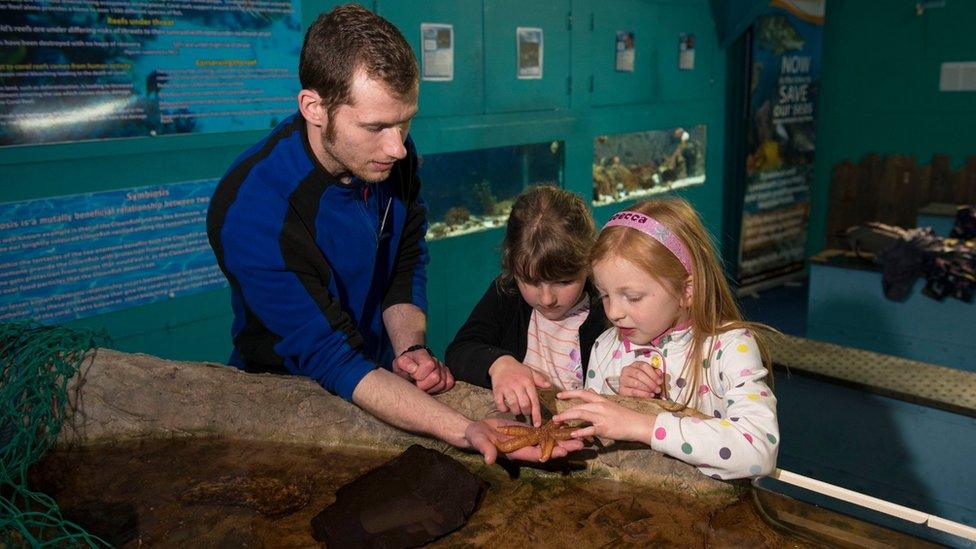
[523,298,590,390]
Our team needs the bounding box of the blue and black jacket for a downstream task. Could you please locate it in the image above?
[207,112,429,401]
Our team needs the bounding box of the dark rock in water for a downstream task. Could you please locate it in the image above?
[61,500,139,546]
[311,444,486,548]
[180,474,312,517]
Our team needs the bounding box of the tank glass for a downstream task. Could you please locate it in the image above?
[593,125,706,206]
[419,141,565,240]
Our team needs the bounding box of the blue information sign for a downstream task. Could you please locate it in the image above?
[0,179,225,323]
[0,0,302,145]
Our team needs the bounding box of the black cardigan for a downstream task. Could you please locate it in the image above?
[446,278,609,389]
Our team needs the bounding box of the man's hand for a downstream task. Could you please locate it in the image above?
[618,360,664,398]
[464,417,583,465]
[393,347,455,394]
[488,356,551,427]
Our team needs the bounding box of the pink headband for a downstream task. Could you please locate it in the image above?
[603,211,693,273]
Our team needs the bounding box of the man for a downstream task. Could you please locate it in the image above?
[207,4,575,463]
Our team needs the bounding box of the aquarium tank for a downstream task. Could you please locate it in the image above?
[418,141,564,240]
[593,125,707,206]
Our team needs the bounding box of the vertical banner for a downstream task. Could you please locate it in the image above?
[736,0,824,289]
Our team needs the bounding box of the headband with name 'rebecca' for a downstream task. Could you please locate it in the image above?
[603,211,692,273]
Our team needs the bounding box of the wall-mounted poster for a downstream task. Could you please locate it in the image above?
[616,31,635,72]
[0,179,225,324]
[736,1,824,289]
[421,23,454,81]
[0,0,302,146]
[679,33,696,70]
[517,27,543,79]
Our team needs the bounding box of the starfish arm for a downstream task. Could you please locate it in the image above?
[494,433,540,453]
[495,425,538,436]
[540,437,556,462]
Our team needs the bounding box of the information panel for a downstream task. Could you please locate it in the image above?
[0,179,225,324]
[0,0,301,146]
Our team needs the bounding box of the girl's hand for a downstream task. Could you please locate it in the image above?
[554,389,656,444]
[488,356,552,427]
[618,360,663,398]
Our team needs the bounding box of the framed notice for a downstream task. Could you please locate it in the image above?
[517,27,543,79]
[679,33,696,70]
[616,31,635,72]
[421,23,454,81]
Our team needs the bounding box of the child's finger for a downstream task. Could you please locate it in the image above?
[618,378,656,397]
[618,386,657,398]
[571,425,598,439]
[493,389,508,413]
[623,363,657,385]
[556,438,585,452]
[505,390,522,415]
[638,362,665,386]
[531,369,552,389]
[621,368,658,393]
[553,405,593,423]
[515,389,531,419]
[557,389,606,403]
[527,385,542,427]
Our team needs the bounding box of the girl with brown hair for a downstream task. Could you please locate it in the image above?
[447,185,607,427]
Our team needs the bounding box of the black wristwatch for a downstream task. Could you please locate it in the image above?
[399,343,433,357]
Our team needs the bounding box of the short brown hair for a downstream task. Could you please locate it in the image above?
[299,4,418,128]
[501,186,596,284]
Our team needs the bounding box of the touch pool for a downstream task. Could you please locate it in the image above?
[20,348,937,547]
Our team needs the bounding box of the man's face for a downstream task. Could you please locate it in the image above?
[318,69,418,183]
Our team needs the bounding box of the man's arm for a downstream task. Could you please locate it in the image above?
[352,367,582,464]
[353,367,468,447]
[382,303,427,356]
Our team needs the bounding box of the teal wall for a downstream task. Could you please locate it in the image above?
[0,0,727,363]
[808,0,976,256]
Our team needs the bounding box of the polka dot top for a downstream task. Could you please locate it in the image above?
[585,326,779,480]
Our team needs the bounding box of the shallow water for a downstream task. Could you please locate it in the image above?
[29,437,814,547]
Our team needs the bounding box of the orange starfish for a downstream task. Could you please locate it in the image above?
[493,420,576,462]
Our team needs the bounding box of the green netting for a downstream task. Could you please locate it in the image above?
[1,321,110,547]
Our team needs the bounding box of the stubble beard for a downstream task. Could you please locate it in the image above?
[319,123,391,184]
